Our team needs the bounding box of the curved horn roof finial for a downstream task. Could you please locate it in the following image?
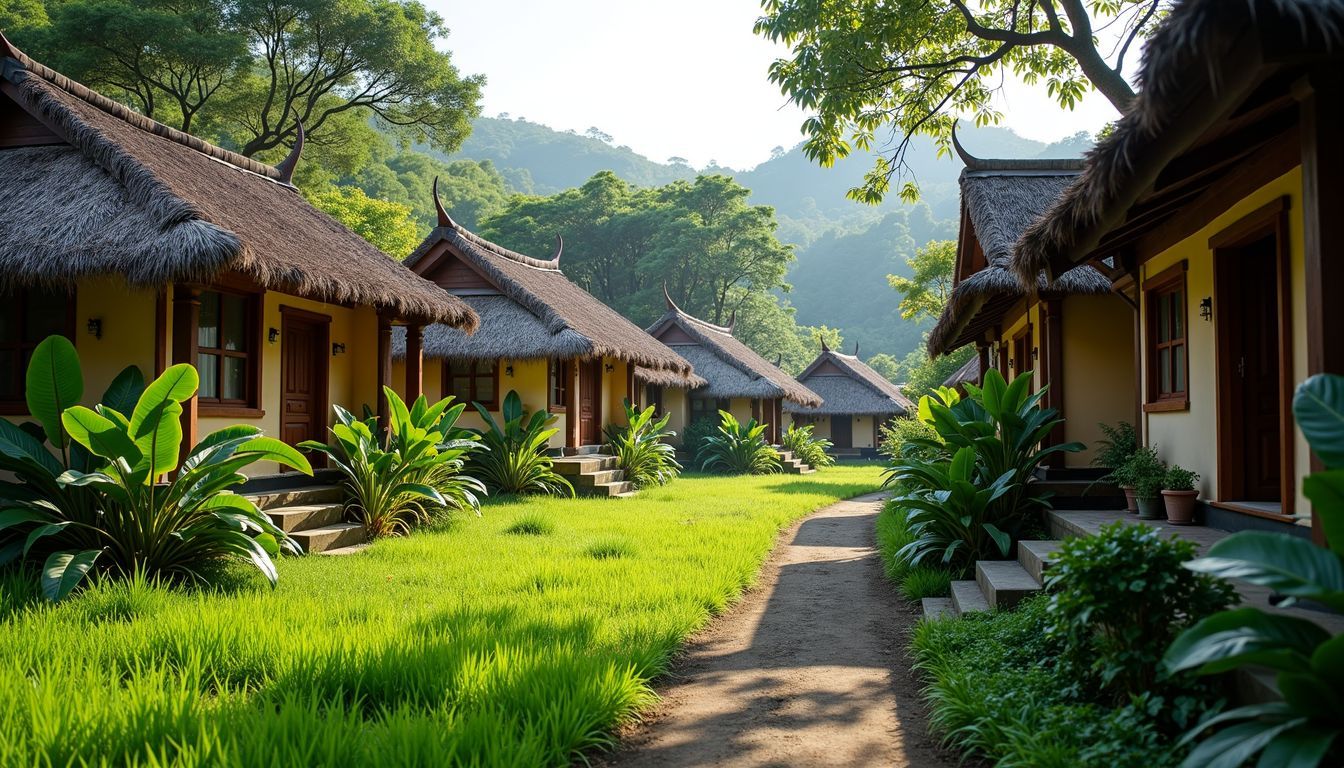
[854,340,860,357]
[432,176,456,228]
[774,353,783,366]
[950,121,984,170]
[0,30,20,59]
[662,282,682,313]
[727,309,737,332]
[275,117,305,184]
[820,337,830,353]
[550,234,563,263]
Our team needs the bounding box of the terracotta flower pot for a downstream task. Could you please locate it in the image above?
[1121,485,1139,514]
[1135,495,1164,520]
[1162,489,1199,525]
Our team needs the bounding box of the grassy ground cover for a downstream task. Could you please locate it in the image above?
[875,500,952,601]
[0,466,882,767]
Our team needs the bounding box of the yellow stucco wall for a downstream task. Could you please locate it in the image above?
[1061,294,1138,467]
[661,386,689,446]
[1139,167,1308,517]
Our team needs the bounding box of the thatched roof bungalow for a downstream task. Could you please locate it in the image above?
[1007,0,1344,535]
[0,35,473,471]
[785,342,913,455]
[644,290,821,444]
[393,200,695,450]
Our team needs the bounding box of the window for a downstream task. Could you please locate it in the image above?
[691,397,729,424]
[548,359,570,411]
[647,385,664,415]
[0,288,75,412]
[1145,264,1189,410]
[446,359,499,409]
[197,289,260,409]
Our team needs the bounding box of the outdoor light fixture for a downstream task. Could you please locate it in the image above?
[505,363,515,377]
[331,342,346,356]
[1200,297,1212,322]
[268,327,280,343]
[1032,347,1039,361]
[86,318,102,339]
[604,363,615,373]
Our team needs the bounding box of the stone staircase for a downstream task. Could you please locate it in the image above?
[1032,467,1126,510]
[921,538,1060,619]
[551,451,637,498]
[243,482,368,555]
[774,448,816,475]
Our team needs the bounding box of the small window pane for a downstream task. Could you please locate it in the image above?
[1159,349,1171,395]
[1157,295,1170,342]
[25,293,69,343]
[450,377,471,403]
[475,374,496,405]
[1174,344,1186,393]
[198,353,219,398]
[198,292,220,348]
[222,356,247,401]
[1171,292,1184,339]
[221,294,247,351]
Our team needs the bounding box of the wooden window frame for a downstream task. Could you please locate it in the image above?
[1008,323,1033,377]
[0,288,77,415]
[1142,261,1190,413]
[548,358,569,413]
[195,286,264,417]
[444,359,500,410]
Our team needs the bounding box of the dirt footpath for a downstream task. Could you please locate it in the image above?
[602,492,958,767]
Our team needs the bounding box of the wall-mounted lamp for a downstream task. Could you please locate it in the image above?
[1008,358,1015,370]
[604,363,615,373]
[1032,347,1039,361]
[505,363,515,377]
[331,342,346,356]
[1200,297,1212,322]
[86,318,102,340]
[268,327,280,344]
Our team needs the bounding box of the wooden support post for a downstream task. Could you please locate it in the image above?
[1042,299,1066,468]
[171,284,201,469]
[376,314,392,432]
[567,357,581,450]
[404,323,424,402]
[976,343,990,387]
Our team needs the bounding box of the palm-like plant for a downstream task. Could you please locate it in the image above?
[780,423,835,468]
[891,446,1016,572]
[302,389,483,538]
[0,336,310,600]
[698,411,781,475]
[469,391,573,497]
[605,399,681,489]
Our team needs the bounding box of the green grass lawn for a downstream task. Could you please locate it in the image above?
[0,466,882,767]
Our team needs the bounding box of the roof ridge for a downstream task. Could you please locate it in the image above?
[5,49,290,186]
[449,223,563,272]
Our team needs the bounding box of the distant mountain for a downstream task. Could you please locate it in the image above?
[445,116,1093,361]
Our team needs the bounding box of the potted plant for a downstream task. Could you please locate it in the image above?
[1162,465,1201,526]
[1093,421,1138,512]
[1111,460,1140,514]
[1126,447,1167,520]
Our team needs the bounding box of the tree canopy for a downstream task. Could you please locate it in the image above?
[755,0,1165,202]
[889,239,956,323]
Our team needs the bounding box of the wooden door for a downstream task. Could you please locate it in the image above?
[1221,235,1282,501]
[579,359,601,446]
[281,311,329,457]
[831,415,853,449]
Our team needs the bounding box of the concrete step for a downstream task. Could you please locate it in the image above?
[1017,540,1062,584]
[292,522,367,554]
[950,580,989,615]
[244,484,344,511]
[782,462,813,475]
[570,469,625,486]
[613,491,639,499]
[921,597,955,620]
[580,480,635,497]
[1033,478,1126,510]
[552,455,619,475]
[322,543,371,556]
[975,560,1043,610]
[266,503,346,533]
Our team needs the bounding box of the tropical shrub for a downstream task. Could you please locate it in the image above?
[605,399,681,489]
[780,423,835,468]
[697,411,781,475]
[1045,522,1236,704]
[0,336,309,600]
[876,499,952,600]
[681,419,718,459]
[1164,373,1344,768]
[301,389,484,538]
[1092,421,1138,475]
[893,446,1019,573]
[469,390,573,497]
[878,415,939,462]
[1163,465,1199,492]
[1113,445,1164,491]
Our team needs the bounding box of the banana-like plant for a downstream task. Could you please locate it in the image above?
[468,390,573,497]
[0,336,310,600]
[1163,373,1344,768]
[605,399,681,488]
[300,388,485,537]
[697,411,781,475]
[780,423,835,468]
[891,445,1016,571]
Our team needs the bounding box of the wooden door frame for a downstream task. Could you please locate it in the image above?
[831,413,853,449]
[280,305,331,450]
[1210,197,1294,512]
[578,358,602,447]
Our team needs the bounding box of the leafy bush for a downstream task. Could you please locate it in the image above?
[1163,373,1344,768]
[1163,465,1199,492]
[605,399,681,488]
[469,391,573,497]
[1092,421,1138,474]
[876,500,952,599]
[1045,522,1236,704]
[697,411,781,475]
[301,389,484,538]
[780,423,835,468]
[878,415,939,462]
[681,419,718,459]
[1113,445,1164,493]
[915,596,1192,768]
[892,446,1018,573]
[0,336,309,600]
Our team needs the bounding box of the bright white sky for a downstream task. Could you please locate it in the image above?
[428,0,1123,170]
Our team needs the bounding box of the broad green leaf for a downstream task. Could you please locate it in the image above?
[0,507,52,531]
[1294,374,1344,468]
[131,398,185,480]
[61,406,142,465]
[1164,608,1329,675]
[1303,470,1344,557]
[1254,724,1338,768]
[130,363,197,436]
[237,437,313,475]
[100,365,145,416]
[0,419,63,477]
[1182,718,1305,768]
[23,521,72,556]
[41,549,101,601]
[1186,532,1344,606]
[25,335,83,448]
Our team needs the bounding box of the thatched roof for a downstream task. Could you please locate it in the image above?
[633,365,708,390]
[785,343,914,416]
[1013,0,1344,283]
[927,144,1111,357]
[398,217,693,373]
[943,355,980,389]
[0,40,473,327]
[646,292,822,407]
